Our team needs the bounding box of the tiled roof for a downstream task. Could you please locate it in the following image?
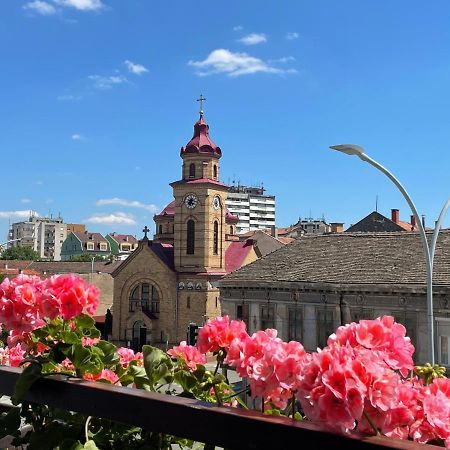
[155,200,176,218]
[0,260,122,275]
[225,240,254,273]
[222,231,450,286]
[107,234,137,244]
[346,211,404,233]
[73,232,108,243]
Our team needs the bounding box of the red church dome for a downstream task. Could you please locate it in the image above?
[180,114,222,156]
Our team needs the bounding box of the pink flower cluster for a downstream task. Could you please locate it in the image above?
[167,341,206,370]
[196,315,450,447]
[197,315,247,354]
[117,347,143,368]
[0,343,25,367]
[0,274,99,333]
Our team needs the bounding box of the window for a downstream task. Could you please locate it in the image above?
[213,165,217,179]
[261,304,275,330]
[187,220,195,254]
[129,282,160,314]
[87,242,94,250]
[187,296,190,309]
[189,163,195,178]
[317,309,334,348]
[158,225,163,234]
[236,304,249,329]
[437,319,450,366]
[230,226,233,235]
[100,243,107,251]
[213,221,219,255]
[288,308,302,342]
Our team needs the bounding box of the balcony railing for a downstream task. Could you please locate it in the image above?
[0,366,441,450]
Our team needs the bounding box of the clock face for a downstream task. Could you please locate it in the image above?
[212,196,221,210]
[184,193,198,209]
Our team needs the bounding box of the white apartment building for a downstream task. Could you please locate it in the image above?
[225,185,276,234]
[9,214,68,261]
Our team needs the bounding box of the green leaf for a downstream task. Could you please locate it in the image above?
[127,364,151,391]
[11,361,42,405]
[58,439,84,450]
[75,314,95,329]
[174,370,197,392]
[83,440,99,449]
[142,345,173,386]
[96,340,120,367]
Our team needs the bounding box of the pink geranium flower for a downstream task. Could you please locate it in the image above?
[168,341,206,370]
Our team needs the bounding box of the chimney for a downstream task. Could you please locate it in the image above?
[410,215,416,231]
[391,208,400,224]
[422,215,426,228]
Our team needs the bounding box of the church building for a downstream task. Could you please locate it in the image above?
[110,105,259,350]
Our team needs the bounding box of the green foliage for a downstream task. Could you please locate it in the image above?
[1,246,40,260]
[6,322,246,449]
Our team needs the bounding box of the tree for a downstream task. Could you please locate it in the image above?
[1,246,40,260]
[70,254,107,262]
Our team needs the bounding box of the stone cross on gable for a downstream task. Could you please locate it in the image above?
[197,94,206,115]
[142,225,150,239]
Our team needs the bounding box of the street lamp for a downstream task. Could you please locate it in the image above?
[330,144,450,365]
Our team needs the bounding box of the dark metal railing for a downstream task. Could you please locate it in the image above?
[0,366,442,450]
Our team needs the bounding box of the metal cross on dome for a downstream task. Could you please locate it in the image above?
[142,225,150,239]
[197,94,206,116]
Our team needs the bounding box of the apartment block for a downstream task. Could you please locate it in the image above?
[225,184,276,234]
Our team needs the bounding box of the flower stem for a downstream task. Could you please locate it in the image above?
[213,385,223,406]
[222,386,250,401]
[363,411,379,436]
[290,392,296,419]
[84,415,92,443]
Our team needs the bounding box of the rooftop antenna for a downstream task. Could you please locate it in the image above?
[375,195,378,212]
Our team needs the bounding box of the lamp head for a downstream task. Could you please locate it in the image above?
[330,144,365,158]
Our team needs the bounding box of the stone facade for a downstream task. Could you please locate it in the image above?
[110,112,258,350]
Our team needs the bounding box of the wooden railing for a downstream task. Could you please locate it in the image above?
[0,366,443,450]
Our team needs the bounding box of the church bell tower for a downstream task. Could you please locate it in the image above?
[171,96,229,274]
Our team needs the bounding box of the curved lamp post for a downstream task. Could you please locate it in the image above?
[330,144,450,365]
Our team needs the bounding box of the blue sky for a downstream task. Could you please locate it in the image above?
[1,0,450,242]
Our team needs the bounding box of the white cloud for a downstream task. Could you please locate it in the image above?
[233,25,243,32]
[86,212,136,225]
[20,198,31,204]
[286,32,299,40]
[71,133,85,140]
[0,210,38,219]
[53,0,103,11]
[124,60,148,75]
[189,49,295,77]
[269,56,296,64]
[238,33,267,45]
[88,74,127,89]
[96,197,158,213]
[23,1,57,15]
[57,94,81,101]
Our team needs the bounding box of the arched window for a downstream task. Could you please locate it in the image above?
[187,296,191,309]
[129,282,160,314]
[187,220,195,254]
[189,163,195,178]
[213,165,217,179]
[213,221,219,255]
[230,226,233,235]
[158,224,162,234]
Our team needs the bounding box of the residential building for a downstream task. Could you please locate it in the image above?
[293,217,331,235]
[111,111,263,351]
[60,231,111,261]
[225,184,276,234]
[106,233,138,260]
[219,231,450,367]
[9,214,68,261]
